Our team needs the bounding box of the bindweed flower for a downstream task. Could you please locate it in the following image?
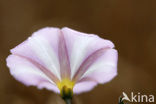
[6,27,118,103]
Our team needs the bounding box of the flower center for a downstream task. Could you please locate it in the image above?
[57,79,75,98]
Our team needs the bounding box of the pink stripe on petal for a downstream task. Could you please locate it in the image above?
[6,54,60,93]
[80,49,118,84]
[73,47,109,81]
[13,54,59,83]
[77,77,98,83]
[58,31,71,79]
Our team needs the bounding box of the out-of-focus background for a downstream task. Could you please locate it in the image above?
[0,0,156,104]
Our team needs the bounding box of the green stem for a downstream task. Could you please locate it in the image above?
[64,98,72,104]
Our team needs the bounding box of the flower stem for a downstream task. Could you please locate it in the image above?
[64,98,72,104]
[61,86,73,104]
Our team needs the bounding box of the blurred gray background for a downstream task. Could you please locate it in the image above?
[0,0,156,104]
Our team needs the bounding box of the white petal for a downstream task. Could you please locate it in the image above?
[81,49,118,83]
[73,81,97,94]
[11,27,61,80]
[61,27,114,79]
[6,55,59,92]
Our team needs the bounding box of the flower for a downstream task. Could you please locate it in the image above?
[6,27,118,96]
